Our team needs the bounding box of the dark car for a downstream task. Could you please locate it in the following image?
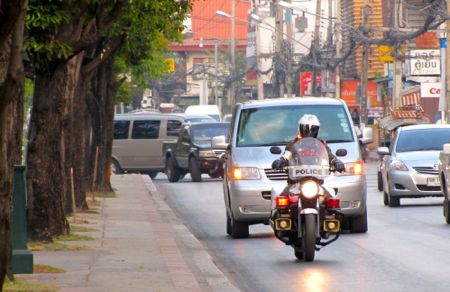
[163,122,230,182]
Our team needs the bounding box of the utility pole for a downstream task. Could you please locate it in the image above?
[229,0,236,107]
[360,2,371,125]
[446,3,450,123]
[286,1,293,97]
[214,41,219,107]
[335,0,341,99]
[311,0,322,96]
[275,0,284,97]
[392,0,402,109]
[255,4,264,100]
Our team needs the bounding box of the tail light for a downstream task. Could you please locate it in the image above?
[327,198,340,209]
[275,196,289,207]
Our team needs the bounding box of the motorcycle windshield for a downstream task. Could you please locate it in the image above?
[287,137,330,180]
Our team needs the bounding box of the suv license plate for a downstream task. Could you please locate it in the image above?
[427,177,440,187]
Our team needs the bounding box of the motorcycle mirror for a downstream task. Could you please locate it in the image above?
[335,149,347,157]
[270,146,282,154]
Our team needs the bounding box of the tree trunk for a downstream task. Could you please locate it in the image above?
[88,58,116,193]
[0,0,27,285]
[62,55,84,214]
[27,65,71,241]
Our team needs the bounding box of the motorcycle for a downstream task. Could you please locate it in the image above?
[270,137,342,262]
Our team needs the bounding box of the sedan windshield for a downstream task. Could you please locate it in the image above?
[396,128,450,152]
[236,105,354,147]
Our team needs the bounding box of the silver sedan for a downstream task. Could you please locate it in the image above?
[377,124,450,207]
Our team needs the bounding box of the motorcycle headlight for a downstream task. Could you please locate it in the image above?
[389,159,408,171]
[301,180,319,199]
[199,150,214,157]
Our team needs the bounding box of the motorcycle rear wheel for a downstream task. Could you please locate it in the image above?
[302,214,316,262]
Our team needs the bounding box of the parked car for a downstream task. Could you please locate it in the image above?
[439,143,450,223]
[185,105,222,121]
[163,122,230,182]
[375,116,431,191]
[214,97,372,238]
[112,113,211,178]
[378,124,450,207]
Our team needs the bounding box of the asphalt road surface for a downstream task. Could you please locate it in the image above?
[153,161,450,292]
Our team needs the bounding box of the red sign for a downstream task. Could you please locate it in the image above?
[299,72,322,96]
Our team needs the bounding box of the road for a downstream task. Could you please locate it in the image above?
[153,161,450,292]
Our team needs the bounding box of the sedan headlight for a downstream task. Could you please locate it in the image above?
[229,167,260,180]
[389,159,408,171]
[199,150,214,157]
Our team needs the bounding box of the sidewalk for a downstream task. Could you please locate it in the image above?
[16,174,239,292]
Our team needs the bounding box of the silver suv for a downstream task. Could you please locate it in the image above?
[220,98,372,238]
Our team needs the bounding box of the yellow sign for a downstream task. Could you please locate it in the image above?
[164,58,175,73]
[378,45,394,62]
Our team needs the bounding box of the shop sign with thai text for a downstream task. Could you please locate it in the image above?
[409,49,440,76]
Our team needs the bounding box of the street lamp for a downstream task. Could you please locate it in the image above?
[216,3,236,107]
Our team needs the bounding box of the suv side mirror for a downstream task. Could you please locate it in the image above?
[377,146,390,156]
[360,126,373,145]
[443,143,450,154]
[212,135,229,149]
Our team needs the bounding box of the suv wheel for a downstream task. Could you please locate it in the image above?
[189,158,202,182]
[349,208,368,233]
[230,215,249,239]
[111,159,123,174]
[166,158,180,183]
[147,171,158,179]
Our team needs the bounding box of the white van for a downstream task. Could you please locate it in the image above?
[113,112,211,178]
[185,105,221,122]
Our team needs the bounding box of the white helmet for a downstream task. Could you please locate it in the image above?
[298,114,320,138]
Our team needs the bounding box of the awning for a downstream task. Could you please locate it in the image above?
[378,115,430,131]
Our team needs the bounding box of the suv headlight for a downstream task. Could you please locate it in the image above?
[336,162,364,176]
[389,159,408,171]
[229,167,260,180]
[199,150,214,157]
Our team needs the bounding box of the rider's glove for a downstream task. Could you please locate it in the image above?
[272,159,286,170]
[335,160,345,173]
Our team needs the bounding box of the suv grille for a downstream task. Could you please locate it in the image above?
[413,166,438,175]
[264,169,287,180]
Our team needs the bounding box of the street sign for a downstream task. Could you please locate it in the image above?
[379,45,394,62]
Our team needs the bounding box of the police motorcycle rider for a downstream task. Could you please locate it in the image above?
[270,114,346,261]
[272,114,346,187]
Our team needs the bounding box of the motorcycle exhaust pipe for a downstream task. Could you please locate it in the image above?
[323,219,340,233]
[275,218,292,230]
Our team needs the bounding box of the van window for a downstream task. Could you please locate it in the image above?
[167,120,182,136]
[113,121,130,139]
[131,120,160,139]
[236,105,354,147]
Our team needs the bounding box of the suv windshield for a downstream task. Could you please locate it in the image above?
[396,128,450,152]
[192,123,230,147]
[236,105,354,147]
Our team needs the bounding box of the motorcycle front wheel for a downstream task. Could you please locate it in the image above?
[302,214,316,262]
